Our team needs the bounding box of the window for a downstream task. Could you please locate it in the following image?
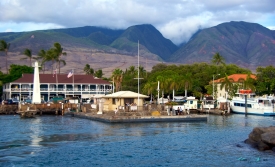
[234,103,240,106]
[234,102,252,108]
[112,98,116,104]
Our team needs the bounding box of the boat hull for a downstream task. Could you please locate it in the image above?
[231,109,275,116]
[230,97,275,116]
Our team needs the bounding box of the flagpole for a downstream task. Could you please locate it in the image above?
[56,68,58,96]
[73,69,74,97]
[133,41,143,109]
[112,77,114,93]
[138,40,140,107]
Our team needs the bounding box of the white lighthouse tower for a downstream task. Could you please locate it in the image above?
[32,61,41,104]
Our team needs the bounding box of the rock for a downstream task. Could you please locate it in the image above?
[261,132,275,145]
[244,139,257,148]
[246,126,275,151]
[248,127,266,142]
[257,141,270,151]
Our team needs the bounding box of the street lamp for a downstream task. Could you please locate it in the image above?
[213,74,220,99]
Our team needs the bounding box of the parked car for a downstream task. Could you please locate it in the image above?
[4,99,19,105]
[24,99,32,104]
[12,98,20,104]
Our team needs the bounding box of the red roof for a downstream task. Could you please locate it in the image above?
[12,74,111,85]
[214,74,256,83]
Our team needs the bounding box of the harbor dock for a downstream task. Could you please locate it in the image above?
[0,103,232,122]
[71,112,208,123]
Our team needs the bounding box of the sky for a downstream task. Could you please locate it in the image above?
[0,0,274,45]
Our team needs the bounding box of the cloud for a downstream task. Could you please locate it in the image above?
[5,28,13,32]
[0,0,274,44]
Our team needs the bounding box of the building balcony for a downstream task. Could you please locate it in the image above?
[6,88,113,93]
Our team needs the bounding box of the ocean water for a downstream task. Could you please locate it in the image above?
[0,114,274,167]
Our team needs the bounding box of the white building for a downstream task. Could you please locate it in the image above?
[2,73,112,102]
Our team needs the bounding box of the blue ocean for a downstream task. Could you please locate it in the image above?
[0,114,274,167]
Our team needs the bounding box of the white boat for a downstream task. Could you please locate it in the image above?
[230,90,275,116]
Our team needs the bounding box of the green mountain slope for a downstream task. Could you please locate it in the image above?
[0,25,176,60]
[1,22,275,71]
[3,31,112,53]
[111,24,178,60]
[170,21,275,70]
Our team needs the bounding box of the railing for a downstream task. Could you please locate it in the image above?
[8,88,112,92]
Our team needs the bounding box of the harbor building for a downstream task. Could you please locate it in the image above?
[2,73,112,102]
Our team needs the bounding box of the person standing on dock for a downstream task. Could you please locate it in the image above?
[114,108,118,115]
[179,107,183,115]
[187,105,190,114]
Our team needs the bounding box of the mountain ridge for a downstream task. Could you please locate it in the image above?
[0,21,275,74]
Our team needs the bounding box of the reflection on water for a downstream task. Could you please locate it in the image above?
[30,117,42,147]
[0,115,274,166]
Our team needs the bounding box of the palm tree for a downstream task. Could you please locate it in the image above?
[45,49,59,73]
[238,74,256,91]
[156,75,167,93]
[142,81,157,101]
[212,52,225,65]
[138,66,146,78]
[37,49,48,73]
[167,74,180,100]
[83,64,94,75]
[52,42,67,74]
[0,40,10,73]
[237,77,245,89]
[243,74,256,91]
[94,69,103,78]
[112,68,123,92]
[192,79,203,100]
[128,66,136,76]
[220,75,234,98]
[21,48,37,67]
[143,81,156,95]
[84,64,91,75]
[180,73,193,97]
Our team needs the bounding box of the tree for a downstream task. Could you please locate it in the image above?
[156,75,166,93]
[180,73,193,97]
[21,48,37,67]
[52,42,67,74]
[37,49,48,73]
[255,66,275,95]
[212,52,225,66]
[112,68,123,92]
[44,49,59,73]
[94,69,103,78]
[2,64,33,84]
[220,75,234,98]
[83,64,94,75]
[237,74,256,91]
[0,40,10,73]
[166,74,180,100]
[142,81,157,101]
[138,66,146,78]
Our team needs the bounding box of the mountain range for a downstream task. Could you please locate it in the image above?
[0,21,274,76]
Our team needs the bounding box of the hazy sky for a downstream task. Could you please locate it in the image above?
[0,0,274,44]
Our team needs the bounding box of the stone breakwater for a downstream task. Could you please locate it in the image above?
[245,126,275,152]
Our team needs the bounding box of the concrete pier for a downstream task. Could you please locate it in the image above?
[71,112,208,123]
